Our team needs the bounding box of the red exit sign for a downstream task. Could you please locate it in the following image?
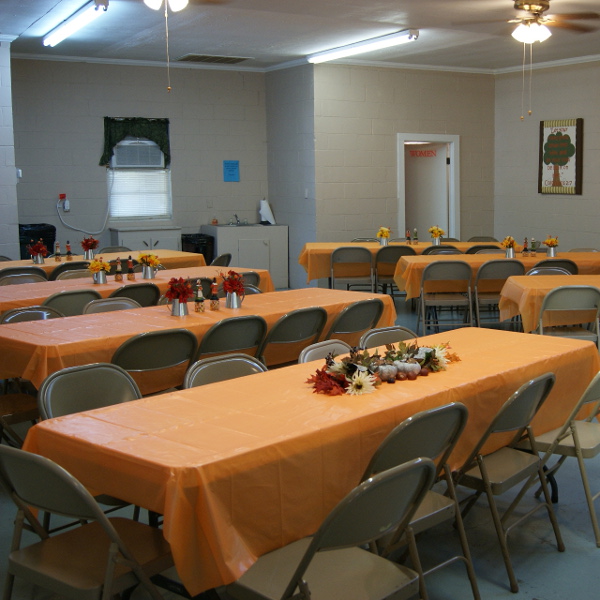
[409,149,437,157]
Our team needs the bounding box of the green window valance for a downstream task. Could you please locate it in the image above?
[99,117,171,167]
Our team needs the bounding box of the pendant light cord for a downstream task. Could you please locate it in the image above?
[520,42,534,120]
[164,2,172,92]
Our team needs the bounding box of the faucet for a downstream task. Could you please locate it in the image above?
[234,214,241,225]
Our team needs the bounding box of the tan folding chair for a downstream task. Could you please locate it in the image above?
[359,325,417,348]
[362,403,480,600]
[298,339,352,363]
[184,353,267,388]
[330,246,374,291]
[454,373,564,593]
[0,445,173,600]
[226,458,436,600]
[42,289,102,316]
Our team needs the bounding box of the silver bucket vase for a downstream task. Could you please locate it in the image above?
[547,246,557,257]
[505,247,515,259]
[84,249,95,260]
[225,292,243,309]
[379,237,389,246]
[432,237,441,246]
[171,299,189,316]
[93,270,107,284]
[32,254,45,264]
[142,265,156,279]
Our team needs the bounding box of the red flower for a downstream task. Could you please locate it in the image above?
[221,270,245,295]
[165,277,194,301]
[81,236,99,251]
[27,239,48,257]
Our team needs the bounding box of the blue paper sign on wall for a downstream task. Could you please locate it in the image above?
[223,160,240,182]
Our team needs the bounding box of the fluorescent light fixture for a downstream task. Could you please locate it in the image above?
[43,1,107,47]
[307,29,419,64]
[511,22,552,43]
[144,0,189,12]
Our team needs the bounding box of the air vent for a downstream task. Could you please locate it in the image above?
[176,54,250,65]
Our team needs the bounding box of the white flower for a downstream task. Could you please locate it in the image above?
[328,361,348,375]
[346,370,377,395]
[433,345,449,369]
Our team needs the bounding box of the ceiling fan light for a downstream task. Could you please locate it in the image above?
[168,0,189,11]
[143,0,163,10]
[511,22,552,43]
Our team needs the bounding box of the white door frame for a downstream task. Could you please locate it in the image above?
[397,133,460,240]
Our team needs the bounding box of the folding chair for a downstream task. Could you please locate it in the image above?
[0,273,48,285]
[83,297,142,314]
[210,253,232,267]
[298,339,352,363]
[465,244,503,254]
[359,325,417,348]
[109,282,160,307]
[330,246,374,291]
[227,458,436,600]
[42,289,102,316]
[421,245,461,255]
[533,258,578,274]
[454,373,564,593]
[48,261,91,280]
[374,245,417,297]
[324,298,384,344]
[184,353,267,388]
[0,306,64,323]
[196,315,267,361]
[0,266,47,282]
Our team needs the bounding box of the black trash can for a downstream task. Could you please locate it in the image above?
[181,233,214,264]
[19,223,56,259]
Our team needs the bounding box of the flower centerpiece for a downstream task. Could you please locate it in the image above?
[306,342,460,396]
[27,239,48,263]
[88,257,110,283]
[138,253,161,279]
[166,277,194,316]
[543,235,559,257]
[81,236,99,259]
[221,270,245,308]
[376,227,391,246]
[500,235,516,257]
[428,225,445,245]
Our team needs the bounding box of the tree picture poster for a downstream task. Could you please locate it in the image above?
[538,118,583,195]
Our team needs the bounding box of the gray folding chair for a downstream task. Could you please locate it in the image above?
[298,339,352,363]
[42,289,102,316]
[526,266,572,276]
[0,393,38,448]
[184,353,267,388]
[351,237,378,242]
[0,273,48,285]
[0,445,173,600]
[324,298,384,343]
[0,266,47,281]
[417,260,473,335]
[196,315,267,361]
[359,325,417,348]
[421,245,461,255]
[330,246,374,292]
[0,305,64,324]
[569,247,599,252]
[374,245,417,297]
[257,307,328,366]
[210,253,232,267]
[474,259,525,327]
[83,297,142,314]
[244,284,262,295]
[226,457,436,600]
[362,403,480,600]
[465,244,503,254]
[109,282,160,307]
[455,373,564,593]
[54,269,93,280]
[537,285,600,347]
[98,245,132,253]
[467,236,498,242]
[241,271,261,287]
[533,258,578,274]
[0,255,13,261]
[48,261,91,280]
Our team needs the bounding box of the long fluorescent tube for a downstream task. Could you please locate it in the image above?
[43,1,107,47]
[307,29,419,64]
[511,22,552,43]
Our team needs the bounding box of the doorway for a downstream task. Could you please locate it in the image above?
[396,133,460,241]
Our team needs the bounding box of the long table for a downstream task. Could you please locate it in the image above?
[2,249,206,276]
[298,241,507,283]
[23,327,600,595]
[393,252,600,300]
[0,288,395,393]
[499,274,600,333]
[0,266,275,314]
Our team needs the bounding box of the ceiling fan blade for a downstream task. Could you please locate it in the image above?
[547,12,600,21]
[547,20,599,33]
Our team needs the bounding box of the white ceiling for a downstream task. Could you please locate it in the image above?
[2,0,600,72]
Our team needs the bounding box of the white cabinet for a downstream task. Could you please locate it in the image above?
[109,226,182,251]
[201,225,288,289]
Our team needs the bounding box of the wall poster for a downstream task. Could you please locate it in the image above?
[538,118,583,195]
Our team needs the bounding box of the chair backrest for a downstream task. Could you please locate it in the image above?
[99,246,132,253]
[359,325,417,348]
[298,339,352,363]
[210,253,232,267]
[0,305,65,323]
[324,298,384,340]
[281,458,435,600]
[526,266,572,276]
[421,245,461,255]
[475,248,504,254]
[331,246,372,267]
[466,244,503,254]
[533,258,578,274]
[183,353,267,388]
[83,297,142,314]
[475,259,525,286]
[467,236,498,242]
[421,260,472,291]
[112,328,198,373]
[243,283,262,295]
[257,307,328,364]
[0,255,12,261]
[0,273,48,285]
[241,271,261,287]
[442,237,460,242]
[42,289,102,316]
[48,261,91,280]
[362,403,468,481]
[55,269,92,280]
[569,247,599,252]
[538,285,600,331]
[0,266,47,281]
[109,282,160,306]
[38,363,142,420]
[375,245,417,272]
[351,237,378,242]
[196,315,268,360]
[458,373,555,473]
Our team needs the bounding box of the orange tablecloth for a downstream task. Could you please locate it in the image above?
[298,241,508,283]
[499,274,600,333]
[0,266,274,314]
[2,249,206,276]
[0,288,395,392]
[393,252,600,300]
[23,327,600,595]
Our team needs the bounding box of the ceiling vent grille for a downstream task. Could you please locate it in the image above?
[176,54,250,65]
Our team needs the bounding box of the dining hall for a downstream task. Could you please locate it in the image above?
[1,1,600,599]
